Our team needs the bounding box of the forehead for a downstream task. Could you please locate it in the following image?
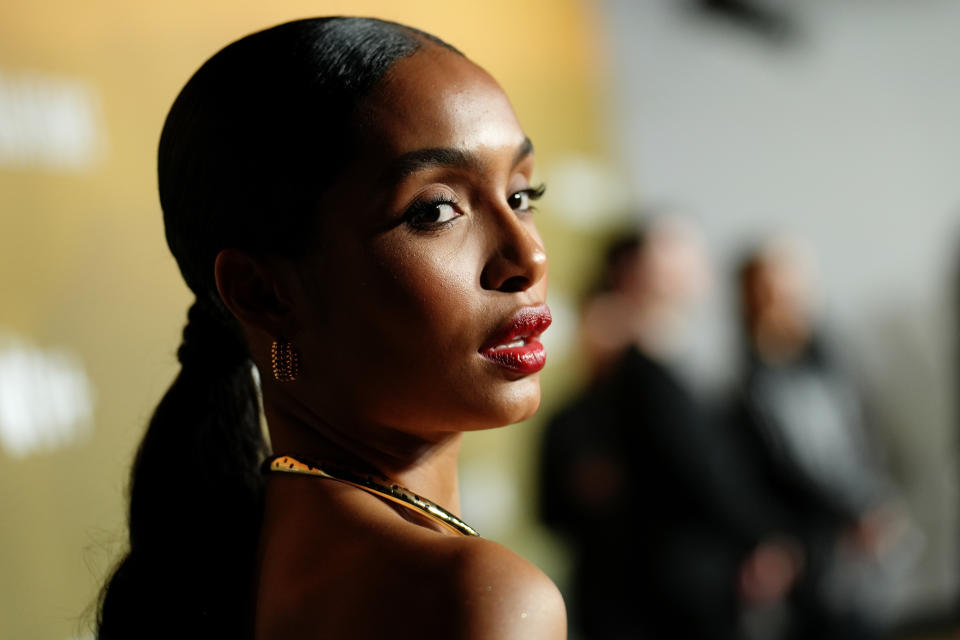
[356,46,526,157]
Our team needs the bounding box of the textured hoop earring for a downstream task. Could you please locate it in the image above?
[271,340,300,382]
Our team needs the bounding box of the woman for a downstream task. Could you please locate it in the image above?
[97,17,565,640]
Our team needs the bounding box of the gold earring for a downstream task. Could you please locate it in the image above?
[271,340,299,382]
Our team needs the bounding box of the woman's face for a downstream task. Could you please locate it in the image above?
[288,46,549,438]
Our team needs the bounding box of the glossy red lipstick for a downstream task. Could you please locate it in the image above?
[480,304,552,374]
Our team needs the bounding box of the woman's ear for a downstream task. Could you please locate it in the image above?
[214,249,297,338]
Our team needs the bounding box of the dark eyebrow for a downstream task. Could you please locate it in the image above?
[513,137,535,166]
[383,137,535,183]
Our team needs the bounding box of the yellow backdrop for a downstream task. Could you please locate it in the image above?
[0,2,608,638]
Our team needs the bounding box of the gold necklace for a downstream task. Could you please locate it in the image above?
[265,454,480,537]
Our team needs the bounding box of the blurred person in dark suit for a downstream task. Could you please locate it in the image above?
[731,239,905,640]
[539,218,802,640]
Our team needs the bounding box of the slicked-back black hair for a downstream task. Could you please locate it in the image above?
[97,17,461,639]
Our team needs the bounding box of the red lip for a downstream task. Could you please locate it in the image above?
[480,304,552,374]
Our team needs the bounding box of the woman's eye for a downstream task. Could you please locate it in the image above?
[508,184,546,212]
[405,199,461,229]
[429,202,458,223]
[508,191,531,211]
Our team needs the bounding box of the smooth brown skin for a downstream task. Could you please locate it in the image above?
[215,43,565,639]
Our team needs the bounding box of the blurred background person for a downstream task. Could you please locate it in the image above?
[729,238,913,640]
[539,216,804,640]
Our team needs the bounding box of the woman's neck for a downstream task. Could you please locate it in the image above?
[262,394,465,515]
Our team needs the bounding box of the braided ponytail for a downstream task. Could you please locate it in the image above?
[98,301,264,638]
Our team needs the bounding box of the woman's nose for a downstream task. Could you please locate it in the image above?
[480,212,547,293]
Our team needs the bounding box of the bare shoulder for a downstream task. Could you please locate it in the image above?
[258,528,566,639]
[442,536,568,640]
[256,479,565,639]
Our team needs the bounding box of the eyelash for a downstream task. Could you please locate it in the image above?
[403,183,547,231]
[509,184,546,213]
[404,194,462,231]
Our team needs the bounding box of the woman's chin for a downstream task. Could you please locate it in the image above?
[468,382,542,430]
